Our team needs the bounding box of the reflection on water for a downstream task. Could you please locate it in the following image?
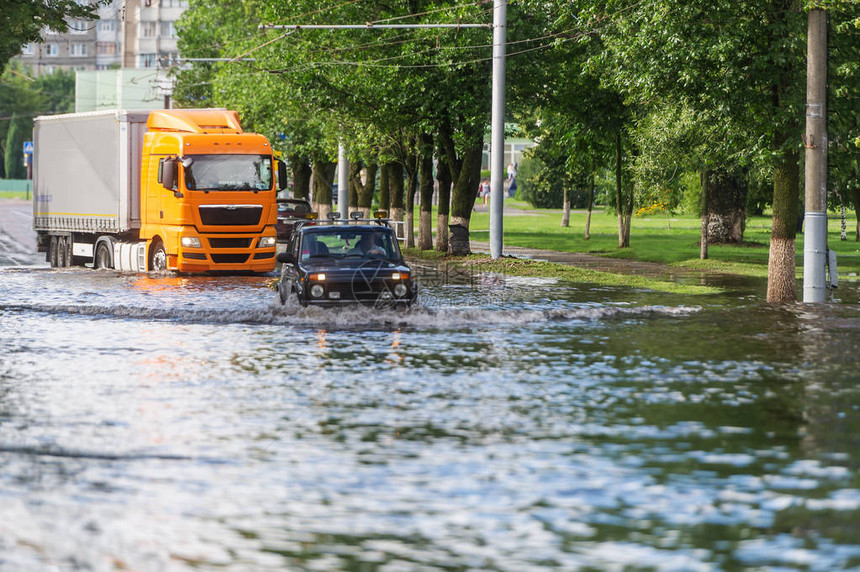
[1,267,860,570]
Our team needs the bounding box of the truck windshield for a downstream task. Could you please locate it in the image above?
[183,154,272,191]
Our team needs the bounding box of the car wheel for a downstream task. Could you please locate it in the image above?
[278,278,292,305]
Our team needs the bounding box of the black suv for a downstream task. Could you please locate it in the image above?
[276,216,416,308]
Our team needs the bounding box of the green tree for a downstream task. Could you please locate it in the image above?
[4,112,26,179]
[567,0,825,301]
[174,0,497,250]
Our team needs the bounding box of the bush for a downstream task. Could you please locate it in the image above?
[518,156,565,208]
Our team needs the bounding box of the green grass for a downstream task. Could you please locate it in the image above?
[0,191,29,199]
[462,201,860,277]
[402,200,860,289]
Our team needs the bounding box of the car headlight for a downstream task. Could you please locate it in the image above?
[310,284,324,298]
[394,283,407,297]
[180,236,201,248]
[258,236,277,248]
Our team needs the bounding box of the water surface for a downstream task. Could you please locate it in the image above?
[1,266,859,570]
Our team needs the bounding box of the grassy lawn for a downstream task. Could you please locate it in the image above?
[0,191,29,199]
[462,201,860,278]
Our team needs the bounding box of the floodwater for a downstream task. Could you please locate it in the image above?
[2,261,860,571]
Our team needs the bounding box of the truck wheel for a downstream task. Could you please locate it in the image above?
[49,236,59,267]
[149,240,167,272]
[58,236,70,268]
[94,242,112,269]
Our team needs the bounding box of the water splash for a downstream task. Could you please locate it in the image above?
[0,300,701,330]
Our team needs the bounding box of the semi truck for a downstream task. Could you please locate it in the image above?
[33,108,287,273]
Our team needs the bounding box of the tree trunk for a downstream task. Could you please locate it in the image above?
[348,163,359,212]
[389,162,405,240]
[440,121,483,255]
[378,163,390,215]
[700,171,709,259]
[766,147,800,303]
[289,154,312,200]
[615,130,631,248]
[850,172,860,241]
[351,161,377,219]
[417,134,434,250]
[405,156,418,248]
[311,159,335,220]
[704,166,747,243]
[585,171,594,240]
[435,149,452,252]
[561,187,570,227]
[623,187,634,246]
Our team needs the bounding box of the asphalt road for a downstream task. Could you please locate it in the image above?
[0,199,44,267]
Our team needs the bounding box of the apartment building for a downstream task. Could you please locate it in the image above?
[122,0,187,69]
[14,0,188,76]
[16,17,98,77]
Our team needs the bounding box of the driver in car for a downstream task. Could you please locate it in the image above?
[349,233,385,257]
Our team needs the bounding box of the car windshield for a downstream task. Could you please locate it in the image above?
[184,154,272,191]
[300,229,399,261]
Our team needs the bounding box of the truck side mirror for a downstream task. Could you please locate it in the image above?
[160,158,176,189]
[277,161,289,191]
[276,252,295,265]
[159,158,183,198]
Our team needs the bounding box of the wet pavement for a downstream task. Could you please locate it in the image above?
[0,199,42,267]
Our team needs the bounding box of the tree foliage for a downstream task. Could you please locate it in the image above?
[0,64,75,178]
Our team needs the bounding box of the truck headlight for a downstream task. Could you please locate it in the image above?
[310,284,324,298]
[180,236,201,248]
[394,283,407,297]
[258,236,277,248]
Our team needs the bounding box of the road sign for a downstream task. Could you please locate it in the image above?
[23,141,33,155]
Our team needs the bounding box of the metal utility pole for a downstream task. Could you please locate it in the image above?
[489,0,507,259]
[803,8,828,303]
[338,142,349,220]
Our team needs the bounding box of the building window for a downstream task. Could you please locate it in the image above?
[140,53,157,68]
[160,21,176,38]
[140,22,157,38]
[97,42,117,55]
[45,43,59,57]
[69,19,88,34]
[98,21,116,32]
[70,43,88,57]
[42,65,57,74]
[21,43,34,56]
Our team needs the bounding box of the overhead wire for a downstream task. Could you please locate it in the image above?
[171,1,643,89]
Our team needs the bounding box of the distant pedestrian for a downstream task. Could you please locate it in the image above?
[479,178,491,206]
[506,162,517,198]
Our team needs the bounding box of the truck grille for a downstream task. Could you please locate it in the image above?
[199,205,262,226]
[211,254,251,264]
[208,237,252,248]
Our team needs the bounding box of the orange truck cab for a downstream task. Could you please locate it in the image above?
[33,108,287,273]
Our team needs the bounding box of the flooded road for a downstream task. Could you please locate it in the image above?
[2,260,860,570]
